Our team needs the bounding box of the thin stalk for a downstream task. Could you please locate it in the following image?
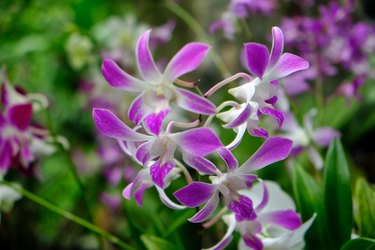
[1,181,135,250]
[165,0,231,77]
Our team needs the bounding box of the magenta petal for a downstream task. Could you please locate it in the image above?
[218,147,238,172]
[260,107,284,127]
[92,108,148,141]
[238,137,293,174]
[174,182,217,208]
[265,95,278,106]
[8,103,32,131]
[182,154,218,175]
[268,53,309,80]
[245,43,270,79]
[224,104,251,129]
[243,235,263,250]
[261,210,302,230]
[312,127,340,147]
[255,180,269,212]
[0,140,12,171]
[1,82,8,105]
[122,182,134,200]
[173,127,222,156]
[269,26,284,68]
[175,88,216,115]
[134,183,151,207]
[150,161,175,188]
[189,191,220,223]
[102,59,146,92]
[228,195,256,222]
[164,42,210,82]
[135,140,157,165]
[128,94,147,125]
[143,109,170,136]
[248,127,269,138]
[136,30,162,82]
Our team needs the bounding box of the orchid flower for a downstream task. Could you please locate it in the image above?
[92,108,230,189]
[0,82,56,174]
[207,27,309,149]
[279,110,340,170]
[101,30,216,135]
[174,137,293,223]
[205,181,316,250]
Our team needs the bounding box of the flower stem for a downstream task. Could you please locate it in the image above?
[0,180,135,250]
[165,0,231,78]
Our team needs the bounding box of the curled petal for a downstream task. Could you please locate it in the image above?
[266,53,309,80]
[8,103,33,131]
[237,137,293,174]
[223,104,251,129]
[174,182,217,208]
[175,88,216,115]
[260,107,284,127]
[156,186,186,210]
[244,43,270,79]
[92,108,149,141]
[182,153,218,175]
[173,127,222,156]
[269,26,284,68]
[164,42,210,82]
[226,123,247,150]
[248,127,269,138]
[136,30,163,82]
[189,191,220,223]
[203,214,236,250]
[102,59,146,92]
[218,147,238,172]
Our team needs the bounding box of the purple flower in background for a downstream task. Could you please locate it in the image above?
[205,181,315,250]
[229,0,276,17]
[101,30,216,135]
[174,137,292,223]
[278,110,340,170]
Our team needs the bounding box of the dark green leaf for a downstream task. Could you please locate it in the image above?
[292,164,332,250]
[341,238,375,250]
[323,138,353,248]
[355,177,375,238]
[141,234,176,250]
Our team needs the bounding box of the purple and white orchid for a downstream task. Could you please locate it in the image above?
[174,137,293,223]
[204,181,316,250]
[101,30,216,135]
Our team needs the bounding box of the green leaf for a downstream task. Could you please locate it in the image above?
[141,234,176,250]
[292,164,332,249]
[341,238,375,250]
[355,177,375,238]
[323,138,353,248]
[163,209,195,237]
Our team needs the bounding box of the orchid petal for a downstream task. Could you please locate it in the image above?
[102,59,146,92]
[174,182,217,208]
[226,123,247,150]
[0,140,12,171]
[248,127,269,138]
[136,30,162,82]
[228,194,257,222]
[243,235,263,250]
[173,127,222,156]
[150,160,175,188]
[92,108,149,141]
[203,214,236,250]
[223,104,251,129]
[8,103,32,131]
[143,109,170,136]
[189,191,220,223]
[128,94,148,125]
[312,127,340,147]
[245,43,270,79]
[182,153,218,175]
[237,137,293,174]
[260,210,302,230]
[269,26,284,68]
[164,42,210,82]
[260,107,285,127]
[218,147,238,172]
[1,82,8,105]
[122,182,134,200]
[134,183,151,207]
[266,53,309,80]
[175,88,216,115]
[135,140,159,165]
[156,186,186,210]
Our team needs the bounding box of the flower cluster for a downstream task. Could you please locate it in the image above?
[93,27,316,249]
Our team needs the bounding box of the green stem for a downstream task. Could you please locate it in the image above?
[1,181,135,250]
[165,0,231,78]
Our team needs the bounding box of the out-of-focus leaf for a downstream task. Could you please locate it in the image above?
[341,238,375,250]
[141,234,176,250]
[355,177,375,238]
[323,138,353,249]
[163,209,195,237]
[292,164,332,250]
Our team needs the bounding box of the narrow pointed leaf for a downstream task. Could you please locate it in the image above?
[341,238,375,250]
[354,177,375,238]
